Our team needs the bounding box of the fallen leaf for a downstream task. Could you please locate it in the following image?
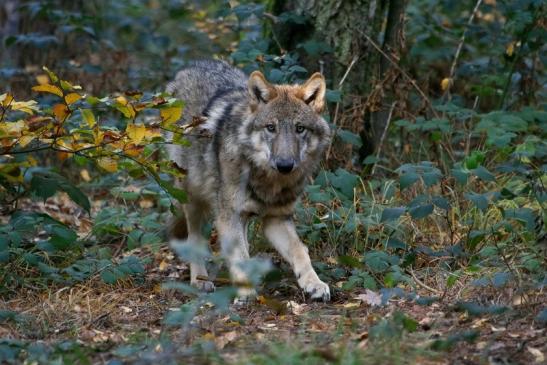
[355,289,382,306]
[343,302,361,309]
[159,260,169,271]
[527,347,544,363]
[215,331,238,349]
[286,300,307,315]
[139,199,154,209]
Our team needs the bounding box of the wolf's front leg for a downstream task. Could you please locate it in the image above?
[215,216,255,300]
[263,216,330,302]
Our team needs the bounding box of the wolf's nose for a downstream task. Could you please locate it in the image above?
[276,159,294,174]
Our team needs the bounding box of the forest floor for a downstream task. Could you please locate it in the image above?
[1,196,546,364]
[2,244,545,365]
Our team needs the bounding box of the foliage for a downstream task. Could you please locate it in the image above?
[0,0,545,364]
[0,66,185,293]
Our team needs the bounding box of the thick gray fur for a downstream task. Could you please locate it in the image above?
[166,60,331,301]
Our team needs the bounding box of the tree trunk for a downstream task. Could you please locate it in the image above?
[269,0,407,164]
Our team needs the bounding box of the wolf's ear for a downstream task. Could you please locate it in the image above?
[300,73,326,113]
[248,71,276,104]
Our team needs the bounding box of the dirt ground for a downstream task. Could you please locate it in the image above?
[2,244,545,365]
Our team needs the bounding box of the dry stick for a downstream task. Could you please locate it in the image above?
[444,0,484,101]
[371,101,396,175]
[358,29,440,119]
[409,268,443,295]
[326,55,359,160]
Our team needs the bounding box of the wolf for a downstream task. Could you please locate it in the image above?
[166,60,331,301]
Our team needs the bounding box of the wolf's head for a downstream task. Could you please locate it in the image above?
[243,71,331,176]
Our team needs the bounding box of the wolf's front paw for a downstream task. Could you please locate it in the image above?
[299,273,330,302]
[191,279,216,292]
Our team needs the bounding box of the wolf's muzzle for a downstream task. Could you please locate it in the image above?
[275,158,295,174]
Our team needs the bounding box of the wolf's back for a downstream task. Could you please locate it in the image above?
[166,60,247,124]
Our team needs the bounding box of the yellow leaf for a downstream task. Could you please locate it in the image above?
[56,138,73,152]
[81,109,96,128]
[19,135,35,147]
[506,42,515,57]
[65,93,82,105]
[124,143,143,157]
[97,157,118,172]
[144,127,162,139]
[0,120,26,135]
[94,129,104,145]
[160,106,183,126]
[158,260,169,271]
[116,95,128,106]
[440,77,452,91]
[36,74,50,85]
[0,93,14,107]
[11,100,39,114]
[126,123,145,144]
[80,169,91,182]
[53,103,70,121]
[116,104,136,119]
[32,84,63,97]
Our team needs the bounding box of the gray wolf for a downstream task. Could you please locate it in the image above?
[166,60,331,301]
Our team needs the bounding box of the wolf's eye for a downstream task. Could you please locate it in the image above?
[266,124,276,132]
[295,125,306,134]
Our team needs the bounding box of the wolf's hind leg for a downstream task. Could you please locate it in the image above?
[170,202,215,292]
[263,217,330,302]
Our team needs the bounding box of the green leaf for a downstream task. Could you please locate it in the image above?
[158,179,187,203]
[451,168,469,185]
[330,168,359,198]
[503,208,535,231]
[29,171,90,212]
[432,196,450,210]
[364,251,399,273]
[336,129,362,147]
[409,204,434,219]
[326,90,342,103]
[100,269,119,284]
[399,173,420,190]
[464,192,489,211]
[381,207,406,222]
[472,166,495,182]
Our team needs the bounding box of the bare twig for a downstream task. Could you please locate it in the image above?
[371,101,396,175]
[409,268,443,295]
[357,29,440,119]
[444,0,483,100]
[326,55,359,160]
